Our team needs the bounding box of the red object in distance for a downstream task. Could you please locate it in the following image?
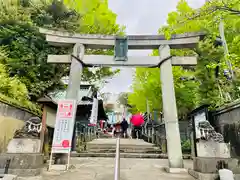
[130,114,145,127]
[62,140,70,148]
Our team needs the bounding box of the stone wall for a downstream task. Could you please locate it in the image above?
[211,100,240,128]
[0,101,37,121]
[210,100,240,158]
[157,121,190,141]
[0,116,25,153]
[0,101,38,153]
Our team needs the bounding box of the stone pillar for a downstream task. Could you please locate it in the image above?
[66,43,84,99]
[59,43,84,163]
[152,126,155,143]
[191,132,196,157]
[148,129,150,142]
[159,45,183,168]
[71,123,77,151]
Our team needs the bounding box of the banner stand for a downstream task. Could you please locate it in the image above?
[48,99,77,171]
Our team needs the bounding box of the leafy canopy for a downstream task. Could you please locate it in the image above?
[128,0,240,118]
[0,48,40,114]
[0,0,123,103]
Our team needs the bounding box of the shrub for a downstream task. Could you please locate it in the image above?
[0,51,41,115]
[181,139,191,154]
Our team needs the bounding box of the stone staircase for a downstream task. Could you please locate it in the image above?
[72,138,164,159]
[98,131,112,138]
[71,138,192,159]
[87,138,161,153]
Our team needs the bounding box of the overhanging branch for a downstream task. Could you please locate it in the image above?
[174,4,240,27]
[215,6,240,15]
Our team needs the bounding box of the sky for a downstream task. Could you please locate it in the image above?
[101,0,205,94]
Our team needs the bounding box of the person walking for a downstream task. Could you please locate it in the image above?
[121,118,129,138]
[114,121,122,137]
[130,113,145,139]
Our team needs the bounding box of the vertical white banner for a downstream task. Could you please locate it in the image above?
[51,99,77,153]
[90,98,98,125]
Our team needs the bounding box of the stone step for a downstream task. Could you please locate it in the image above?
[97,133,112,138]
[87,143,155,149]
[98,135,112,138]
[86,138,161,153]
[87,138,155,147]
[71,152,191,159]
[86,147,161,153]
[87,143,157,147]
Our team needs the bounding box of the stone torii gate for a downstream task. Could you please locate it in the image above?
[40,28,203,169]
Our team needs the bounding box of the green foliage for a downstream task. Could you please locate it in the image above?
[117,92,129,107]
[181,139,191,153]
[0,49,40,114]
[0,93,41,115]
[0,63,28,101]
[160,0,240,105]
[0,0,123,107]
[129,0,240,118]
[128,67,199,119]
[127,106,138,114]
[63,0,125,35]
[129,68,162,113]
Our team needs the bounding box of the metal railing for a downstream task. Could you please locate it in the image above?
[114,137,120,180]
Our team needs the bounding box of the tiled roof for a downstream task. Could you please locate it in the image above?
[38,87,94,105]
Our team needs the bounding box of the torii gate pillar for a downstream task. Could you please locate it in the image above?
[66,43,84,99]
[159,45,183,168]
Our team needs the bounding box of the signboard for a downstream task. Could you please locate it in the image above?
[89,98,98,125]
[193,111,230,158]
[51,99,77,153]
[194,112,207,139]
[114,36,128,61]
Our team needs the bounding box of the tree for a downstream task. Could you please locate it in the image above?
[0,48,40,114]
[0,0,122,101]
[117,92,129,107]
[129,0,240,118]
[160,0,240,106]
[0,48,28,101]
[63,0,125,35]
[128,67,199,119]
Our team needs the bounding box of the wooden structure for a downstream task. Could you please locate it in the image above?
[37,84,107,151]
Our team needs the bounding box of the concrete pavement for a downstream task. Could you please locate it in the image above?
[20,158,195,180]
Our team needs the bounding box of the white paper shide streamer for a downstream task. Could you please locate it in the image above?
[89,98,98,124]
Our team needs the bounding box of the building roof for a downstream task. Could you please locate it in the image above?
[40,86,94,105]
[61,77,92,86]
[37,86,108,120]
[38,95,107,120]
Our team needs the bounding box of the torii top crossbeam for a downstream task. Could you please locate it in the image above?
[39,28,204,49]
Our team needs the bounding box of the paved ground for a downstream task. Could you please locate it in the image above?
[23,158,195,180]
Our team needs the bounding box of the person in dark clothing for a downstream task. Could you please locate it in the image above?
[121,118,129,138]
[114,122,121,137]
